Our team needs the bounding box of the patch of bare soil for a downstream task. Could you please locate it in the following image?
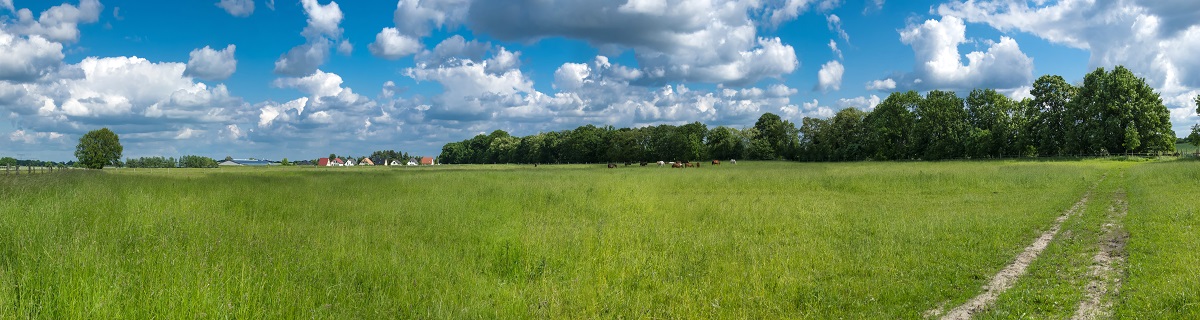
[930,180,1101,320]
[1072,189,1128,320]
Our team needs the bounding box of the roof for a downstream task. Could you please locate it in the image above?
[360,158,375,165]
[230,159,273,166]
[218,160,242,166]
[334,158,344,164]
[420,157,434,165]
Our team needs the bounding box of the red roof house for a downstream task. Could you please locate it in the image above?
[419,157,434,165]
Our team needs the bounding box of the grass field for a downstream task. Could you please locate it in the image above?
[1,161,1197,318]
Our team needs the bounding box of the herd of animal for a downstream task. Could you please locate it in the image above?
[606,159,736,168]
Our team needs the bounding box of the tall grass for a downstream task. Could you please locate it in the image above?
[0,161,1118,317]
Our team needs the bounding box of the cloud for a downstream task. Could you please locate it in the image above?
[1,0,12,12]
[938,0,1200,135]
[826,14,849,43]
[392,0,469,37]
[836,94,881,110]
[273,69,345,98]
[939,0,1200,90]
[6,0,103,43]
[828,39,842,59]
[185,45,237,81]
[0,55,251,151]
[896,15,1033,90]
[10,130,65,144]
[216,0,254,17]
[865,78,896,91]
[368,27,421,59]
[817,60,843,92]
[0,29,64,82]
[468,0,801,86]
[274,0,345,76]
[337,39,352,55]
[554,63,590,90]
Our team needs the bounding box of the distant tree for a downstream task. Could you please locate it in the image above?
[1187,124,1200,156]
[225,156,233,162]
[1195,94,1200,115]
[281,158,290,166]
[706,126,746,160]
[0,156,16,166]
[753,113,801,160]
[180,155,218,168]
[75,128,123,169]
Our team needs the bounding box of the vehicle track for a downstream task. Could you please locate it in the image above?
[1072,188,1128,320]
[929,179,1102,320]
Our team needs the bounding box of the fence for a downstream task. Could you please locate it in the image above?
[3,165,76,175]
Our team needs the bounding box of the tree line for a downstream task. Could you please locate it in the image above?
[438,113,801,164]
[439,66,1179,163]
[124,155,221,168]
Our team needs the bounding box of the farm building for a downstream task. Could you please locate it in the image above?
[420,157,434,165]
[219,159,274,166]
[360,158,374,166]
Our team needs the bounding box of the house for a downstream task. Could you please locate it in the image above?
[218,160,242,166]
[359,158,375,166]
[333,158,345,166]
[345,158,356,166]
[419,157,434,165]
[386,159,402,166]
[318,158,330,166]
[406,160,418,166]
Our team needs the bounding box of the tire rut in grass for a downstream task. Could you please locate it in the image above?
[931,178,1102,320]
[1071,188,1128,320]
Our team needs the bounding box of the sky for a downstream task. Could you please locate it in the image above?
[2,0,1199,162]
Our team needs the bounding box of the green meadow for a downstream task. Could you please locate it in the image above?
[1,161,1197,318]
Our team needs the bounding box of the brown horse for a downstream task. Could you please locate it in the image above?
[672,162,683,168]
[685,162,695,168]
[607,163,616,168]
[711,159,720,165]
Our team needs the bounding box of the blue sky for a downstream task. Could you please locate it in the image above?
[2,0,1198,161]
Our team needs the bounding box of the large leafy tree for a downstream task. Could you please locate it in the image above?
[965,89,1019,158]
[1069,66,1174,154]
[752,113,801,160]
[914,90,969,160]
[75,128,123,169]
[706,126,746,160]
[1029,75,1075,156]
[864,91,920,160]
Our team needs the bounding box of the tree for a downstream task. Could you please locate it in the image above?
[1188,124,1200,156]
[706,126,746,160]
[1029,75,1075,156]
[0,157,16,166]
[281,158,290,166]
[865,91,920,160]
[1069,66,1175,155]
[75,128,123,169]
[753,113,801,160]
[914,90,969,160]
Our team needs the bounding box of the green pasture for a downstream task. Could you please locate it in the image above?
[1,161,1196,318]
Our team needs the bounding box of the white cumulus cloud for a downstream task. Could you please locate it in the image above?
[897,15,1033,90]
[185,45,237,81]
[216,0,254,17]
[368,27,422,59]
[866,78,896,91]
[0,29,64,82]
[817,60,843,92]
[6,0,102,43]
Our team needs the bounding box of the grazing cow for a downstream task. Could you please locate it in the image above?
[640,161,648,166]
[657,161,665,166]
[712,160,720,165]
[685,162,695,168]
[731,159,737,165]
[672,162,683,168]
[607,163,617,168]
